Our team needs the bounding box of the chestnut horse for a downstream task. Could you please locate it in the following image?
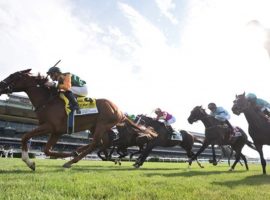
[232,92,270,174]
[0,69,143,170]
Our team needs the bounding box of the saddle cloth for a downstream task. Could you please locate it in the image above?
[170,131,183,141]
[75,97,98,116]
[59,94,98,134]
[232,127,242,137]
[60,93,98,115]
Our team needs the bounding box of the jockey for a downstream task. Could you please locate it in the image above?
[208,103,234,137]
[246,93,270,117]
[46,66,88,114]
[154,108,176,134]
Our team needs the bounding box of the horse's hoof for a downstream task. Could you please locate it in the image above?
[29,162,35,171]
[228,168,234,172]
[63,162,72,168]
[188,160,192,165]
[213,162,218,166]
[133,163,140,168]
[119,162,121,166]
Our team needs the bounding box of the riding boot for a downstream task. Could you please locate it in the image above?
[166,125,174,135]
[225,120,234,140]
[64,91,81,114]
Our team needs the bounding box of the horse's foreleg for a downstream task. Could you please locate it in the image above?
[130,147,143,160]
[187,151,204,168]
[210,145,217,166]
[21,124,52,171]
[134,143,155,168]
[188,142,209,166]
[44,134,74,158]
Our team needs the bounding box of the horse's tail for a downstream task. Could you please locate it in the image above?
[124,117,158,138]
[193,136,204,144]
[245,140,257,151]
[181,130,204,144]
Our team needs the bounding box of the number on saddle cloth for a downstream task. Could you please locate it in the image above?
[170,130,183,141]
[75,97,98,116]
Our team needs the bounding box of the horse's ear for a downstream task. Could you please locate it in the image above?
[20,69,32,74]
[243,91,245,96]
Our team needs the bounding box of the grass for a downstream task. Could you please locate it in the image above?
[0,158,269,200]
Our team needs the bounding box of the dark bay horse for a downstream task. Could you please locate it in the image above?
[0,69,148,170]
[133,115,204,168]
[97,121,156,164]
[187,106,255,171]
[232,92,270,174]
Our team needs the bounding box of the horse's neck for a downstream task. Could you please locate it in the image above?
[200,115,220,128]
[144,117,160,129]
[244,106,267,128]
[24,87,53,109]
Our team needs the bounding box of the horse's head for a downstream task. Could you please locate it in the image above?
[232,92,249,116]
[187,106,207,124]
[0,69,48,95]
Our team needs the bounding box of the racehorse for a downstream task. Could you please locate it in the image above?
[97,121,156,164]
[232,92,270,174]
[187,106,255,171]
[133,115,204,168]
[0,69,150,170]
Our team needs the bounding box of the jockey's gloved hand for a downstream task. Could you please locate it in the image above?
[45,81,57,88]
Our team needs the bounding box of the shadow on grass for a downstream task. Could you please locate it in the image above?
[144,169,247,178]
[212,174,270,187]
[0,164,183,174]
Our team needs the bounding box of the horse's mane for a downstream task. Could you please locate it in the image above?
[22,71,57,95]
[34,72,49,85]
[138,114,166,128]
[194,106,223,125]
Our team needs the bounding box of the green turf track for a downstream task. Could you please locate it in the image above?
[0,158,269,200]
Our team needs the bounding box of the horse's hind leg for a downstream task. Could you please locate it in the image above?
[211,145,217,166]
[44,134,75,158]
[254,144,266,174]
[240,153,248,170]
[97,150,107,161]
[229,150,241,171]
[63,125,106,168]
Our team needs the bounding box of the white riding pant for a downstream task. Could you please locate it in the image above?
[71,85,88,97]
[165,116,176,126]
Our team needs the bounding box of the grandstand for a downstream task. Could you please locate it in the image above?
[0,94,221,160]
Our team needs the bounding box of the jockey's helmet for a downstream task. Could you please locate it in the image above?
[155,108,162,113]
[208,103,216,110]
[47,66,61,75]
[246,93,257,101]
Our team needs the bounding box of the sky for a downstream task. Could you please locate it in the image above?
[1,0,270,158]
